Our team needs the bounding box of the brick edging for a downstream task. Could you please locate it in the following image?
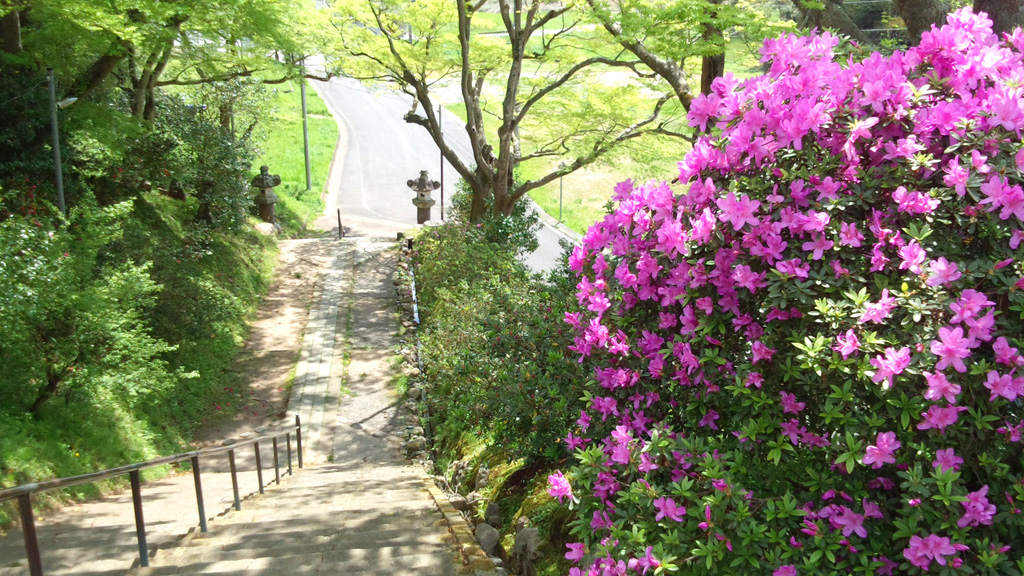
[422,474,498,576]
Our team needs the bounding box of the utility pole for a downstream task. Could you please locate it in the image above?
[439,104,444,221]
[300,63,312,191]
[47,69,67,216]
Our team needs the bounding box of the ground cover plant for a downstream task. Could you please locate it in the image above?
[556,9,1024,575]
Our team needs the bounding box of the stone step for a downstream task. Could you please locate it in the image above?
[0,568,129,576]
[152,535,447,567]
[241,484,431,504]
[208,497,436,525]
[188,512,446,548]
[131,548,454,576]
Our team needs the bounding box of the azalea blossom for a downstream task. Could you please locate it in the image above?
[903,534,960,571]
[832,506,868,538]
[869,347,911,388]
[930,326,975,372]
[548,471,575,504]
[932,448,964,473]
[833,329,860,358]
[859,289,897,323]
[716,192,761,230]
[653,497,686,522]
[923,371,961,403]
[926,258,961,287]
[863,431,900,468]
[958,485,996,528]
[917,404,967,431]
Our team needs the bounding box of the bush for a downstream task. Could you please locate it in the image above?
[447,176,541,256]
[415,222,587,463]
[558,10,1024,575]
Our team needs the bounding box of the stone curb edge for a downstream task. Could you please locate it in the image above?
[421,474,499,576]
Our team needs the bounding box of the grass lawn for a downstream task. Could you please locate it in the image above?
[254,81,339,238]
[444,103,687,234]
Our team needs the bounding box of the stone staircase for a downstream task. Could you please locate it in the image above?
[130,460,459,576]
[0,239,495,576]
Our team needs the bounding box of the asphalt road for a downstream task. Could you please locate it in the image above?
[311,77,570,274]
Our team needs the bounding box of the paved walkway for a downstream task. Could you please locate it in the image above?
[0,237,489,576]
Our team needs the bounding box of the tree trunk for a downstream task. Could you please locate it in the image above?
[892,0,948,45]
[77,52,126,99]
[700,0,725,96]
[469,177,488,222]
[30,371,62,417]
[1,8,21,54]
[792,0,870,44]
[219,101,233,131]
[974,0,1024,35]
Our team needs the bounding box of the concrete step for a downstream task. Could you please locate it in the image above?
[182,516,446,553]
[152,535,447,566]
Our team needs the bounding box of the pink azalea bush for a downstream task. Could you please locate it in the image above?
[554,9,1024,575]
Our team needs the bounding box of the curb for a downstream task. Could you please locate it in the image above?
[422,476,499,576]
[525,196,583,245]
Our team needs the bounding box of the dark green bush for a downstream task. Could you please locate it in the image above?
[414,222,586,463]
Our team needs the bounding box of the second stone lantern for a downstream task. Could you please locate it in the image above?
[407,170,440,224]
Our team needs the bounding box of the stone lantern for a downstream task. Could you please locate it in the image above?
[251,165,282,225]
[407,170,440,225]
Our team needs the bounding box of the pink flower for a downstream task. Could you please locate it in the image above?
[698,410,720,430]
[733,264,767,292]
[832,506,867,538]
[993,337,1021,366]
[802,234,834,260]
[893,187,939,214]
[898,241,927,274]
[926,257,961,287]
[863,431,900,469]
[548,471,575,504]
[929,326,974,373]
[775,258,810,279]
[838,222,864,247]
[859,289,897,323]
[923,371,961,403]
[869,347,910,388]
[716,192,761,230]
[780,391,806,414]
[653,497,686,522]
[932,448,963,473]
[773,565,797,576]
[957,485,996,528]
[903,534,959,571]
[917,404,967,431]
[979,175,1024,221]
[627,546,660,575]
[942,157,968,196]
[565,543,586,563]
[752,341,776,363]
[949,289,993,323]
[833,329,860,358]
[983,370,1021,402]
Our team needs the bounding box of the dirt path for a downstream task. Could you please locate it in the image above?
[192,238,335,448]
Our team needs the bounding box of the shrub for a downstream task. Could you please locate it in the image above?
[415,222,586,463]
[557,10,1024,575]
[447,176,541,256]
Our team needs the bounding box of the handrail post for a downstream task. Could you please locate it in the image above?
[228,450,241,511]
[129,471,149,567]
[18,494,43,576]
[254,441,264,494]
[286,433,293,475]
[191,456,208,533]
[295,415,303,469]
[272,437,281,485]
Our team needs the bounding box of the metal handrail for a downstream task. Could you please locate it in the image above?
[0,415,304,576]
